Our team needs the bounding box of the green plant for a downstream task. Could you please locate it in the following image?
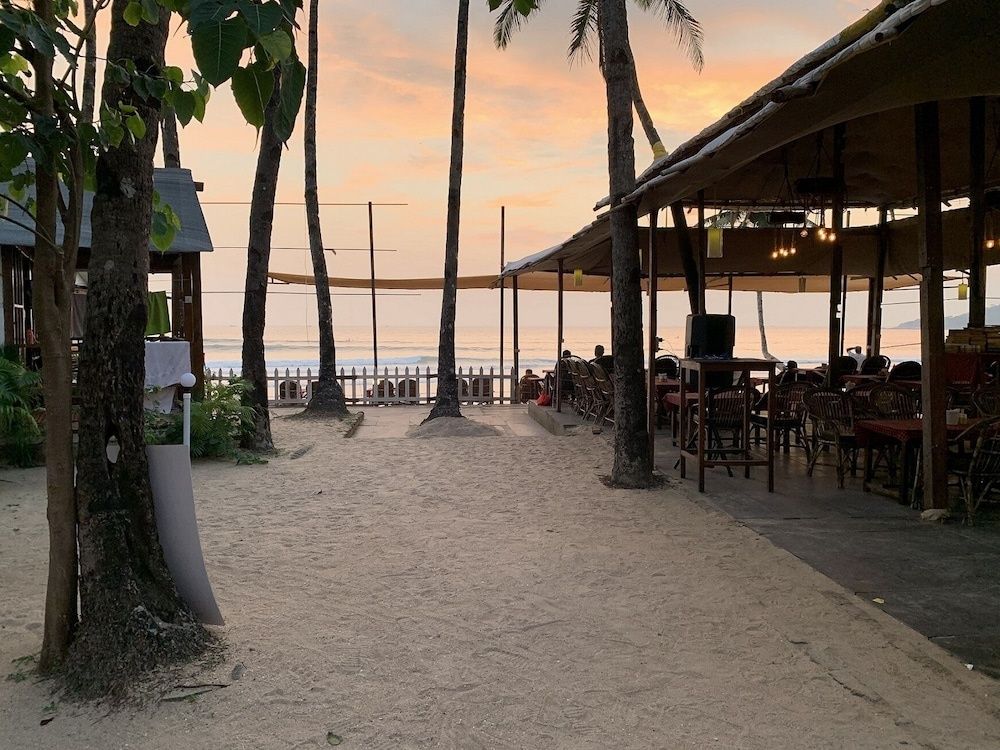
[145,379,258,461]
[0,353,42,466]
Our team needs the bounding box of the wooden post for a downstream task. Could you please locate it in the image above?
[499,206,505,403]
[915,101,948,510]
[826,124,846,386]
[727,274,733,315]
[970,97,987,328]
[647,209,659,467]
[513,275,519,395]
[868,208,888,356]
[368,201,378,369]
[556,259,564,412]
[697,190,707,315]
[170,255,185,339]
[182,252,205,398]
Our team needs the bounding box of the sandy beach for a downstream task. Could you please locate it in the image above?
[3,408,1000,749]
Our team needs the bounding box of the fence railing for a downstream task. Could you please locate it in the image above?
[205,366,521,407]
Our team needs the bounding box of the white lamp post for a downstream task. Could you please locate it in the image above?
[180,372,197,449]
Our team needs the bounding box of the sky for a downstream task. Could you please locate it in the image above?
[152,0,964,334]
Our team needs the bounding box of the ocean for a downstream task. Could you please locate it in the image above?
[203,324,924,375]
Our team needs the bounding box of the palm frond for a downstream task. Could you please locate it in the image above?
[491,0,542,49]
[568,0,600,64]
[632,0,704,72]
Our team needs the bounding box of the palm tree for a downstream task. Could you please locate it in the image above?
[425,0,470,422]
[491,0,705,315]
[490,0,702,159]
[301,0,349,417]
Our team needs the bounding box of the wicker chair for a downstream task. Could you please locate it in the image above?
[888,360,922,382]
[834,356,859,376]
[870,383,920,419]
[683,385,757,476]
[750,381,812,459]
[590,361,615,426]
[804,388,857,488]
[972,386,1000,417]
[949,419,1000,525]
[654,355,679,378]
[860,354,891,376]
[573,359,601,420]
[848,380,883,419]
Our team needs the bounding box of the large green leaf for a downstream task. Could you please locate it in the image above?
[237,0,283,35]
[231,62,274,129]
[191,16,248,86]
[273,56,304,143]
[257,29,291,63]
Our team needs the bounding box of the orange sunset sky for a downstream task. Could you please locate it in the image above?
[152,0,959,334]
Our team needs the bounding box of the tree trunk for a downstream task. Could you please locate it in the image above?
[70,2,209,699]
[302,0,348,417]
[81,0,97,122]
[31,0,81,671]
[601,0,652,487]
[626,44,666,159]
[161,108,181,168]
[425,0,469,422]
[670,202,701,315]
[241,68,285,449]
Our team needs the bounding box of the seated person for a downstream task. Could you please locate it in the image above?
[591,344,615,373]
[544,349,574,397]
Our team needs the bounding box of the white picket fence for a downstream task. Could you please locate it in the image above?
[205,366,520,407]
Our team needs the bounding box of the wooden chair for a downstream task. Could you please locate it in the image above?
[949,419,1000,525]
[751,381,812,459]
[972,385,1000,417]
[804,388,857,488]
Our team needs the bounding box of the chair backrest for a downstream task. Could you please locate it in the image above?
[888,360,921,382]
[870,383,920,419]
[848,380,882,419]
[834,356,859,375]
[768,382,813,421]
[968,420,1000,487]
[398,378,419,400]
[973,386,1000,417]
[705,386,751,428]
[654,355,679,378]
[860,354,891,375]
[804,388,853,430]
[590,362,614,397]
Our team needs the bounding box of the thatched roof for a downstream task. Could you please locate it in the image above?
[0,167,213,254]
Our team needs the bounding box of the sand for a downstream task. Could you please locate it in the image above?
[406,416,502,439]
[2,407,1000,749]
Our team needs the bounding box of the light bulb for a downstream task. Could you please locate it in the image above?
[816,227,827,241]
[987,239,996,250]
[789,246,797,255]
[827,231,837,243]
[799,228,809,238]
[780,248,788,257]
[771,250,779,260]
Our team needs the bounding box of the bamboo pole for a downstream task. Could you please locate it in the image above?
[499,206,505,403]
[647,209,659,467]
[970,96,987,328]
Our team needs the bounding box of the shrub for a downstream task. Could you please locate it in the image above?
[145,378,258,460]
[0,351,42,467]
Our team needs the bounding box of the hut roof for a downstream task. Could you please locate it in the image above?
[0,167,213,254]
[618,0,1000,212]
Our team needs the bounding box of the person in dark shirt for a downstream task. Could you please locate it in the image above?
[591,344,614,373]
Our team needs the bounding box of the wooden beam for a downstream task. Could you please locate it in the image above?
[697,190,707,315]
[647,209,659,467]
[868,208,888,357]
[499,206,505,402]
[826,124,846,386]
[970,96,987,328]
[170,255,185,340]
[915,101,948,510]
[556,258,564,413]
[183,252,206,399]
[512,275,519,394]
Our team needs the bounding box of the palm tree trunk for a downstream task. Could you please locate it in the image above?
[302,0,348,417]
[161,108,181,168]
[626,44,666,159]
[241,68,285,449]
[757,291,778,360]
[81,0,97,122]
[670,202,702,314]
[426,0,470,422]
[71,1,208,699]
[601,0,652,487]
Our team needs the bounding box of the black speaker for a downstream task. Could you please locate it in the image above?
[685,314,736,388]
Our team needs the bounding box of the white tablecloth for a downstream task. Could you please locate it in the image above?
[144,341,191,414]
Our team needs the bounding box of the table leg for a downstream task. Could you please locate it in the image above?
[698,376,706,492]
[679,372,687,479]
[899,441,911,504]
[767,369,775,493]
[863,444,873,493]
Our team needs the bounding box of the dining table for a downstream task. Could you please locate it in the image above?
[856,417,983,506]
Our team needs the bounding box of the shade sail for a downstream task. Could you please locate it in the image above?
[266,270,924,295]
[619,0,1000,212]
